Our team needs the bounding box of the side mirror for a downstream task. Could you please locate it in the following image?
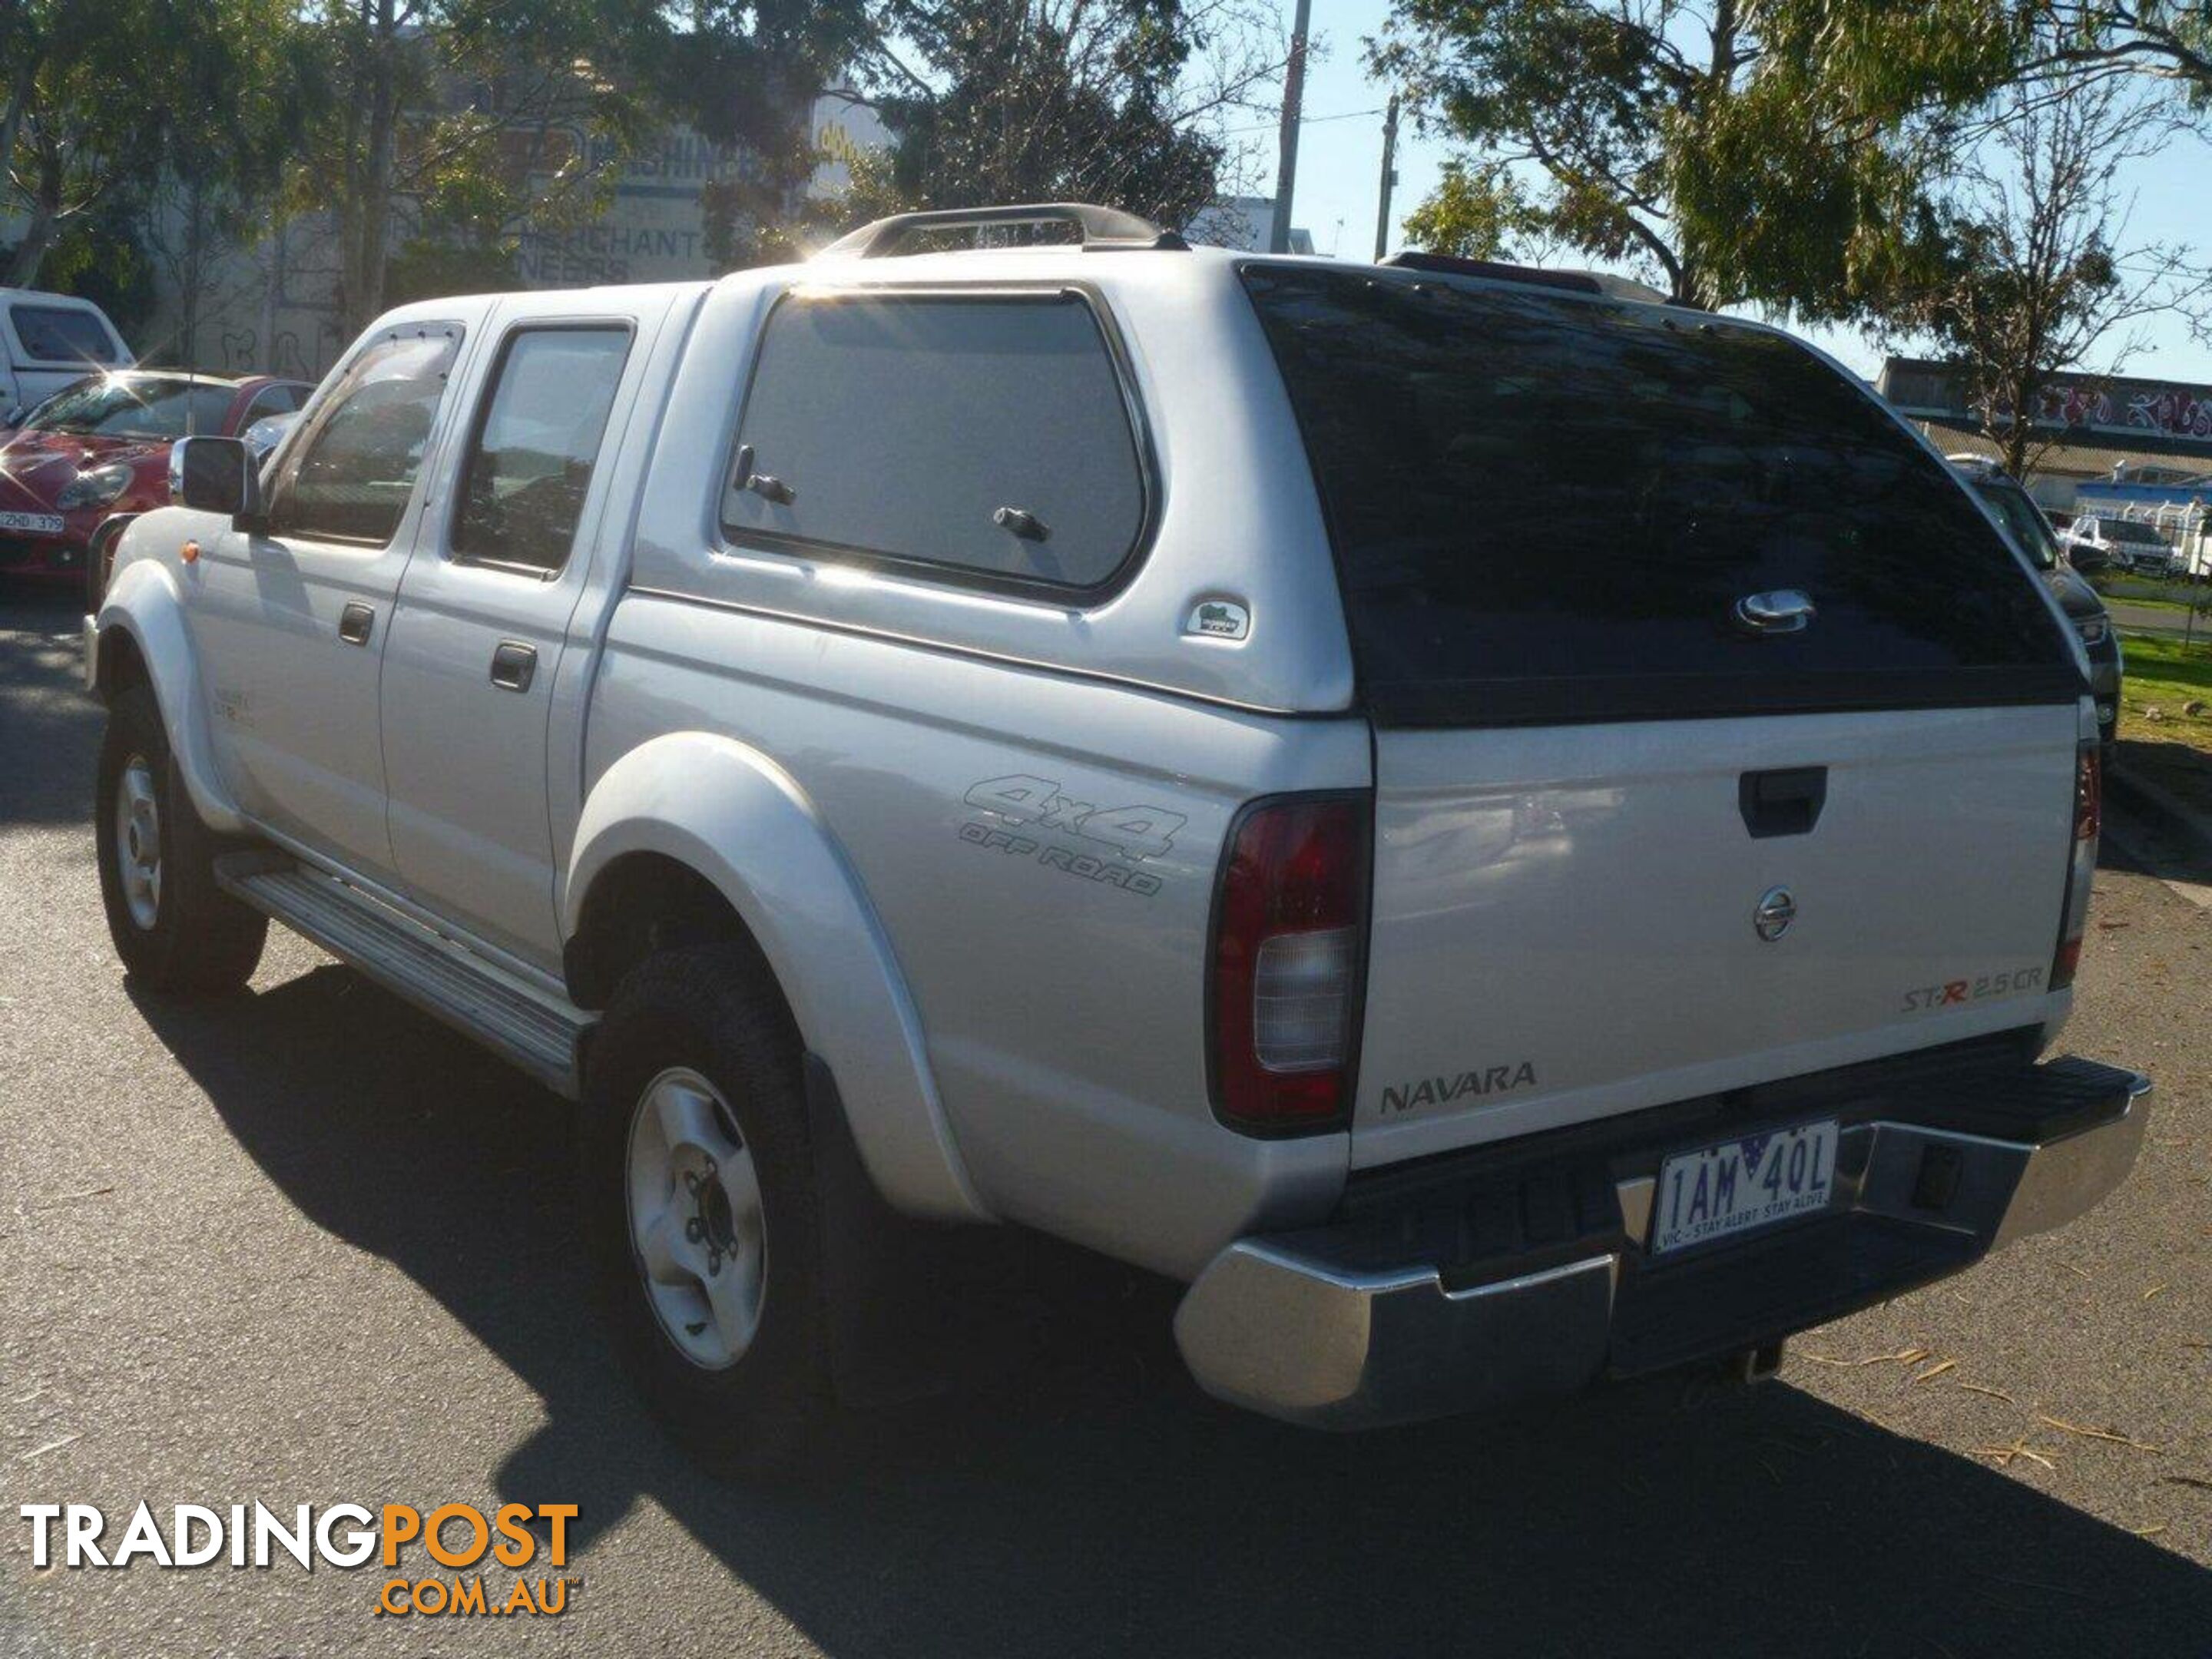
[170,435,262,523]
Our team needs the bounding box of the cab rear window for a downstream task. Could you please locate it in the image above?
[1242,264,2079,726]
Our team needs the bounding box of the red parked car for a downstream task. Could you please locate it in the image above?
[0,371,312,581]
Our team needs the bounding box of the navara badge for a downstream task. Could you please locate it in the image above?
[1753,886,1796,942]
[1185,598,1250,641]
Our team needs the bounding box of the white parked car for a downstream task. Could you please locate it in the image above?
[0,287,131,422]
[2062,515,2179,575]
[84,206,2147,1456]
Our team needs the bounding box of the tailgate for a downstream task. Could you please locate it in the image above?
[1353,705,2078,1164]
[1237,262,2090,1167]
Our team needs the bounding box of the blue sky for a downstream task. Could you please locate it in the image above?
[1272,0,2212,385]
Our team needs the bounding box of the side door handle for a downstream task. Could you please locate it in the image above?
[338,602,375,646]
[489,641,537,694]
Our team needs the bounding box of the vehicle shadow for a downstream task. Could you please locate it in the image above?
[2104,743,2212,892]
[0,581,99,826]
[134,968,2212,1657]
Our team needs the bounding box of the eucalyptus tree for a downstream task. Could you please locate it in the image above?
[286,0,674,333]
[1,0,172,286]
[1366,0,2012,311]
[1886,73,2210,475]
[838,0,1281,233]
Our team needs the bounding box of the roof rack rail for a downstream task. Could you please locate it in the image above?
[816,202,1189,259]
[1379,250,1603,293]
[1377,250,1696,308]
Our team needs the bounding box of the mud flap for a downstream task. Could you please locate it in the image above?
[803,1052,1013,1409]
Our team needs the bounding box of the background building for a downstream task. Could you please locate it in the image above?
[1880,356,2212,505]
[119,101,869,385]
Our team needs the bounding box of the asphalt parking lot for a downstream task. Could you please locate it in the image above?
[3,581,2209,1657]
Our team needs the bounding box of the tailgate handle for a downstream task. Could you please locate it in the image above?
[1740,767,1826,839]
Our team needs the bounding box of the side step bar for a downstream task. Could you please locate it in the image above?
[214,853,594,1097]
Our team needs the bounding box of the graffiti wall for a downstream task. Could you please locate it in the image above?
[2032,380,2212,441]
[1883,357,2212,449]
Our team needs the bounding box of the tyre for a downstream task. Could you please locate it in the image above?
[581,942,833,1470]
[95,684,268,994]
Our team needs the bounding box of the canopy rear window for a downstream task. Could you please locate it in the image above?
[1241,264,2079,726]
[10,303,121,365]
[722,290,1147,594]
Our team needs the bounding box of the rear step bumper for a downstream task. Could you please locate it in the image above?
[1174,1058,2150,1429]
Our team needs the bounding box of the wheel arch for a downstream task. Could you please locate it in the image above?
[84,511,141,614]
[564,731,990,1225]
[93,550,247,836]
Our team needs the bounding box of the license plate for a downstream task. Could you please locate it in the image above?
[0,510,64,535]
[1651,1120,1839,1255]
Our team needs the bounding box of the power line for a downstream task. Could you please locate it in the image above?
[1220,106,1386,137]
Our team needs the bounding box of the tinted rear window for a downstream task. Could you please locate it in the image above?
[2102,521,2167,544]
[1243,265,2077,725]
[12,304,120,363]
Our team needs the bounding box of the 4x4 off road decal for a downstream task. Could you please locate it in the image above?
[959,773,1185,898]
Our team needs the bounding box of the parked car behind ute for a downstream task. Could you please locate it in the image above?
[84,206,2147,1458]
[0,371,311,583]
[2063,515,2179,576]
[1954,460,2123,751]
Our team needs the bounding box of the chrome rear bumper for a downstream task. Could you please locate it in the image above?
[1174,1059,2150,1429]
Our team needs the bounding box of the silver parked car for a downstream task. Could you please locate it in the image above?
[85,206,2146,1456]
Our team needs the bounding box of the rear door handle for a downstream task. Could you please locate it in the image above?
[338,602,375,646]
[489,641,537,693]
[1740,767,1827,839]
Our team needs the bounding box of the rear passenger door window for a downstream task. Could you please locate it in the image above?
[723,290,1148,594]
[452,326,632,574]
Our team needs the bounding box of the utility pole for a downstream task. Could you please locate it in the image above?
[1373,94,1400,261]
[1268,0,1313,254]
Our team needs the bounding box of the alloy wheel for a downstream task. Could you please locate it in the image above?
[624,1066,768,1370]
[114,754,161,930]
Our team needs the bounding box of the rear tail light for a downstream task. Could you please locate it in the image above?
[2051,743,2101,990]
[1210,794,1369,1131]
